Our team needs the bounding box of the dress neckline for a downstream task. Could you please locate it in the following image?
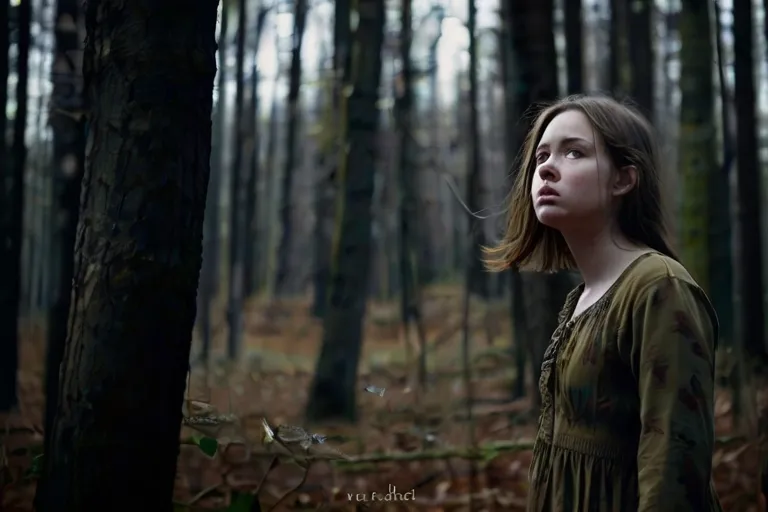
[562,250,661,327]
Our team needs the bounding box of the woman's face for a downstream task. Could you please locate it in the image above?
[530,109,624,232]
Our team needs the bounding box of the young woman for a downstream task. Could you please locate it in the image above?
[484,95,722,511]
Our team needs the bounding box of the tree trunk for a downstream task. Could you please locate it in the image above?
[466,0,487,299]
[40,0,86,494]
[733,0,766,359]
[627,0,654,120]
[227,0,248,360]
[563,0,582,94]
[311,44,335,318]
[275,0,308,295]
[35,1,218,509]
[262,73,280,294]
[198,0,230,362]
[312,0,351,317]
[396,0,427,386]
[306,0,384,423]
[499,0,528,399]
[0,0,30,412]
[733,0,768,500]
[509,0,573,406]
[677,0,716,294]
[712,0,734,350]
[608,0,629,97]
[244,8,269,298]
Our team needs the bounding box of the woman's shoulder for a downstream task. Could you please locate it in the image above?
[613,251,711,308]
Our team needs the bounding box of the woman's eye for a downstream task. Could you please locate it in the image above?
[535,153,548,163]
[566,149,582,158]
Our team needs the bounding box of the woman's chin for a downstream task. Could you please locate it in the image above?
[535,206,568,228]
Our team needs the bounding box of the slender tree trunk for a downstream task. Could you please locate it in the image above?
[466,0,486,299]
[563,0,582,94]
[678,0,716,293]
[198,0,229,362]
[733,0,768,501]
[733,0,766,359]
[312,0,351,317]
[262,72,280,293]
[40,0,86,498]
[275,0,308,295]
[311,46,333,318]
[244,8,269,298]
[510,0,573,406]
[397,0,427,387]
[227,0,248,360]
[499,0,528,399]
[0,0,30,412]
[0,0,7,405]
[608,0,629,96]
[627,0,654,119]
[35,0,218,509]
[306,0,384,422]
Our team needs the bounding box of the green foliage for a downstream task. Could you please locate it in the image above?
[25,453,43,479]
[191,433,219,458]
[226,491,256,511]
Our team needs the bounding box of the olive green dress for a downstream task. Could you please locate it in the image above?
[528,252,723,511]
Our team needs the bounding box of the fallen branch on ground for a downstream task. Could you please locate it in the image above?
[332,439,536,466]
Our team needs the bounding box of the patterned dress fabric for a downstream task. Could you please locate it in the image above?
[528,252,723,511]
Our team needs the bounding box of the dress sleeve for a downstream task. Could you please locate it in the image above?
[628,276,717,511]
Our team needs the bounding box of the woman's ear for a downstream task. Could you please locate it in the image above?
[611,165,637,197]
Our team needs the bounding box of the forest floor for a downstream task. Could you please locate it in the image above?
[0,284,763,511]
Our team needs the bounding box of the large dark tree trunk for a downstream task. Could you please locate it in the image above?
[0,0,30,412]
[275,0,308,295]
[306,0,384,423]
[35,0,219,509]
[509,0,573,406]
[40,0,86,500]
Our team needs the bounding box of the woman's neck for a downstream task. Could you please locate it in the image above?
[561,224,651,289]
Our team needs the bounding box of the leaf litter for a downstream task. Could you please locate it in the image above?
[1,290,764,510]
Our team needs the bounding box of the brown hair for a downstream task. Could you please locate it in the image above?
[484,94,677,273]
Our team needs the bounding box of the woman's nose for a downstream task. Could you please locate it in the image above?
[537,163,558,182]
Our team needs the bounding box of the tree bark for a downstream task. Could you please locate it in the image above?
[198,0,230,363]
[733,0,766,359]
[275,0,308,295]
[466,0,487,299]
[227,0,248,360]
[40,0,86,500]
[509,0,573,406]
[396,0,427,386]
[244,8,269,298]
[35,0,219,509]
[306,0,385,422]
[499,0,528,399]
[0,0,30,412]
[312,0,351,317]
[563,0,582,94]
[627,0,654,120]
[678,0,716,295]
